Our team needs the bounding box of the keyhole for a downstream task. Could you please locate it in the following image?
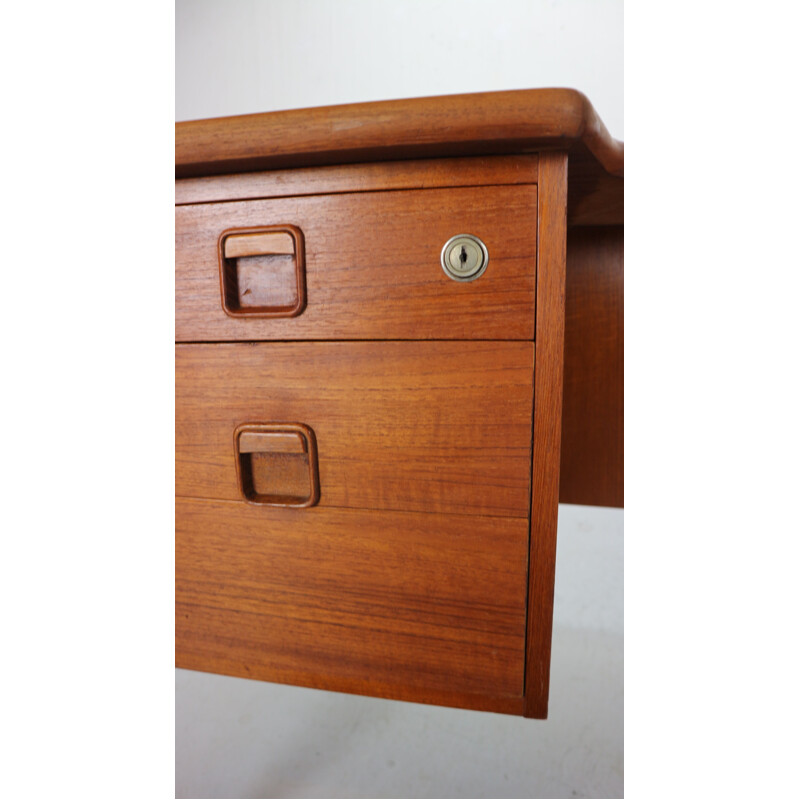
[441,234,488,281]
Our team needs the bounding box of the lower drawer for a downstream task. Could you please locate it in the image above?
[176,499,529,709]
[176,340,534,711]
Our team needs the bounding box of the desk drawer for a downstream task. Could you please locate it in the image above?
[176,339,533,710]
[176,340,534,517]
[176,499,529,709]
[176,184,537,341]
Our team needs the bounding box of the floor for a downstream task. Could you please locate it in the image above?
[176,504,623,799]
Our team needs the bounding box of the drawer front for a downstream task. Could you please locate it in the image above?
[176,340,533,708]
[176,184,537,341]
[176,499,529,705]
[176,341,534,518]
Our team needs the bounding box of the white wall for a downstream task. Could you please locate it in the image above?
[176,0,623,139]
[176,2,623,797]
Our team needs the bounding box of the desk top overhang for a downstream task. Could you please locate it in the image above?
[176,88,623,226]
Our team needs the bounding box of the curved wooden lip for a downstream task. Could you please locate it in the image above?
[175,88,623,180]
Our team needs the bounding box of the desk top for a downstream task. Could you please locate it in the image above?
[175,88,623,225]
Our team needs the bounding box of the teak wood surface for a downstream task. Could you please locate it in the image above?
[175,88,621,178]
[525,152,568,718]
[177,499,529,713]
[560,226,624,508]
[176,89,623,717]
[176,183,538,341]
[177,341,534,518]
[218,224,306,318]
[176,89,620,226]
[234,423,320,508]
[175,154,539,207]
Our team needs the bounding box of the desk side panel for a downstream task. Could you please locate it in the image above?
[560,225,624,508]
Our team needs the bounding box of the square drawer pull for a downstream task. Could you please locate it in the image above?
[234,423,319,508]
[218,225,306,318]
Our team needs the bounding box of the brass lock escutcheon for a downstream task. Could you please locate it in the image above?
[440,234,489,282]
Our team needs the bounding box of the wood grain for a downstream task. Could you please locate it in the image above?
[175,88,622,181]
[225,254,298,311]
[173,92,623,714]
[238,430,306,454]
[176,184,537,341]
[248,453,310,499]
[224,231,295,258]
[524,152,568,719]
[560,226,624,507]
[176,341,534,518]
[176,498,529,709]
[176,155,539,206]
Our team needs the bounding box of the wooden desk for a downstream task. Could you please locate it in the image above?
[175,89,623,718]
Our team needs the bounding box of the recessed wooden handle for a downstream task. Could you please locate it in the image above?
[223,231,295,258]
[234,423,320,508]
[219,226,306,319]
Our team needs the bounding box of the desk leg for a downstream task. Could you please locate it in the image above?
[525,151,568,719]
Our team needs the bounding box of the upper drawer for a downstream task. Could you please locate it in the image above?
[176,184,537,341]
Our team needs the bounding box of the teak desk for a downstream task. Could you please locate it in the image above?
[175,89,623,718]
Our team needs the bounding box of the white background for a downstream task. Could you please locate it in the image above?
[4,2,799,800]
[176,1,622,797]
[175,0,623,140]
